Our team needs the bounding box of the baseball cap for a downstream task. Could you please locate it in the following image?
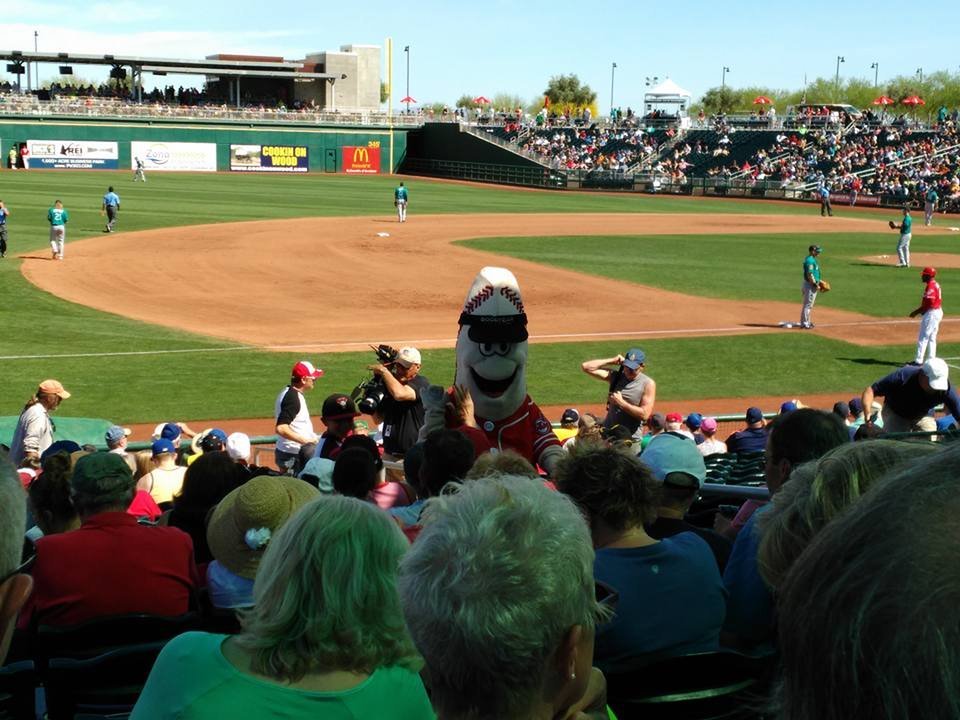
[38,379,71,399]
[322,393,360,421]
[779,401,798,414]
[701,417,718,433]
[922,266,937,278]
[71,452,135,499]
[685,413,703,430]
[561,408,580,425]
[226,432,251,462]
[809,244,823,254]
[665,412,683,424]
[848,398,864,416]
[923,358,949,391]
[104,425,131,444]
[396,347,422,367]
[292,360,323,379]
[40,440,82,462]
[832,401,850,418]
[746,407,764,424]
[151,438,176,457]
[640,432,707,488]
[159,423,182,442]
[622,348,646,370]
[299,457,335,493]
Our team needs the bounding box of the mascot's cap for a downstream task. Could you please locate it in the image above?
[458,266,529,343]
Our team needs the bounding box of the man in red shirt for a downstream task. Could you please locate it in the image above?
[910,267,943,365]
[19,452,198,628]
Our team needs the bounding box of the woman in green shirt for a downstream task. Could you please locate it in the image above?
[132,495,433,719]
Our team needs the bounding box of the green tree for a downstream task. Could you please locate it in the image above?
[42,74,96,90]
[700,86,737,114]
[492,93,524,112]
[543,74,597,111]
[455,94,478,109]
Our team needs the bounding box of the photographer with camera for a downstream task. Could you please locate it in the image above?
[581,348,657,436]
[366,346,429,459]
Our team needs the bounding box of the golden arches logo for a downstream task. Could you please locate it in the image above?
[353,147,370,164]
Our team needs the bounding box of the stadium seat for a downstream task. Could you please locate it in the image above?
[0,660,36,720]
[44,642,166,720]
[604,651,771,719]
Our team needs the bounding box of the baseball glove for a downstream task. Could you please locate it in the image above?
[889,220,897,229]
[818,280,831,292]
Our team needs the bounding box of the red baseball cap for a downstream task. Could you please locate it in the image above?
[292,360,323,379]
[665,412,683,423]
[922,267,937,278]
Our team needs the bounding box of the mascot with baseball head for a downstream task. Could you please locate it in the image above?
[420,266,564,475]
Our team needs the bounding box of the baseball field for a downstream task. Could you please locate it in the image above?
[1,170,958,429]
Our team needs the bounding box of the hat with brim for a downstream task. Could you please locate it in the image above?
[639,432,707,489]
[207,475,319,580]
[38,379,71,399]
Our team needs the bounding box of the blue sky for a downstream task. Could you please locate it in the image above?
[4,0,958,108]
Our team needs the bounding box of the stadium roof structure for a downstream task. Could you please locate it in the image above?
[644,78,692,99]
[0,50,339,81]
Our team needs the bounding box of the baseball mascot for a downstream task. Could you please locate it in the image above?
[420,266,564,475]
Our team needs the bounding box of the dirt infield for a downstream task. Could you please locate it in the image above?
[19,211,960,350]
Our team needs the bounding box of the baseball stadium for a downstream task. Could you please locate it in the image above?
[2,20,960,720]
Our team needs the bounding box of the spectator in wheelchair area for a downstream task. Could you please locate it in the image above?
[0,459,32,664]
[757,439,943,592]
[19,452,199,629]
[399,475,611,720]
[133,495,432,719]
[555,442,726,674]
[774,444,960,720]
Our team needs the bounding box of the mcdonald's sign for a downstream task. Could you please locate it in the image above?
[342,145,381,174]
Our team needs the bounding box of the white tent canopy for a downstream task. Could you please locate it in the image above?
[643,78,691,119]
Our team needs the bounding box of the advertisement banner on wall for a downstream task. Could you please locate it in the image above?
[130,141,217,172]
[342,145,381,174]
[27,140,119,169]
[230,144,309,173]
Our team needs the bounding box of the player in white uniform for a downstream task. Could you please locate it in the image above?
[394,182,408,222]
[133,157,147,182]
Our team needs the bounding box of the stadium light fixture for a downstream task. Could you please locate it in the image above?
[404,45,410,114]
[722,66,730,89]
[835,55,845,97]
[870,62,878,88]
[610,62,617,115]
[916,67,923,83]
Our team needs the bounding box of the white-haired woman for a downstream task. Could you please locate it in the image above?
[400,475,611,720]
[132,495,432,719]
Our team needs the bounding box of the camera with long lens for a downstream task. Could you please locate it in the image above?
[351,344,399,415]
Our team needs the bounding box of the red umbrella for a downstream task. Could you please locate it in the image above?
[872,95,895,106]
[752,95,773,105]
[400,96,417,104]
[473,96,491,105]
[902,95,926,107]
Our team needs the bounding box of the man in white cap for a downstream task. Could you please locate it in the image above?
[861,358,960,435]
[422,266,563,474]
[274,360,323,474]
[368,346,429,458]
[10,379,71,466]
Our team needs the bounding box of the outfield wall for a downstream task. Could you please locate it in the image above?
[0,116,408,174]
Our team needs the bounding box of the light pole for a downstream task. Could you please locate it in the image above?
[916,67,923,83]
[33,30,38,92]
[835,55,845,97]
[610,62,617,116]
[721,66,730,89]
[404,45,410,114]
[870,62,878,88]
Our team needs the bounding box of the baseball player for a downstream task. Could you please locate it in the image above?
[102,186,120,233]
[924,186,939,226]
[394,181,408,223]
[818,183,833,217]
[47,199,68,261]
[133,157,146,182]
[800,244,825,329]
[890,207,913,267]
[910,267,943,365]
[0,199,9,258]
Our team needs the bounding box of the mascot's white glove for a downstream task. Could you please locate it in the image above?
[539,445,565,477]
[418,384,448,443]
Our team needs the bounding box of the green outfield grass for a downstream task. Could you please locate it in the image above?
[0,170,953,424]
[460,232,960,317]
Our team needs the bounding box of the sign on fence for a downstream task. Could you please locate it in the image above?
[230,144,309,172]
[342,145,380,174]
[130,141,217,172]
[27,140,119,169]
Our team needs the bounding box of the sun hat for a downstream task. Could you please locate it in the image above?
[206,475,319,580]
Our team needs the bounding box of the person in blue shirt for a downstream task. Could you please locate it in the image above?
[818,184,833,217]
[102,186,120,233]
[861,358,960,435]
[394,182,408,223]
[893,206,913,267]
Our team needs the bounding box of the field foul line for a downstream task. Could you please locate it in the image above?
[4,320,960,361]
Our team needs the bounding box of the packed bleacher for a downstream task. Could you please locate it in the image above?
[2,343,959,719]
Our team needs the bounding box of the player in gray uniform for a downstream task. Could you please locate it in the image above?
[581,348,657,436]
[133,157,147,182]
